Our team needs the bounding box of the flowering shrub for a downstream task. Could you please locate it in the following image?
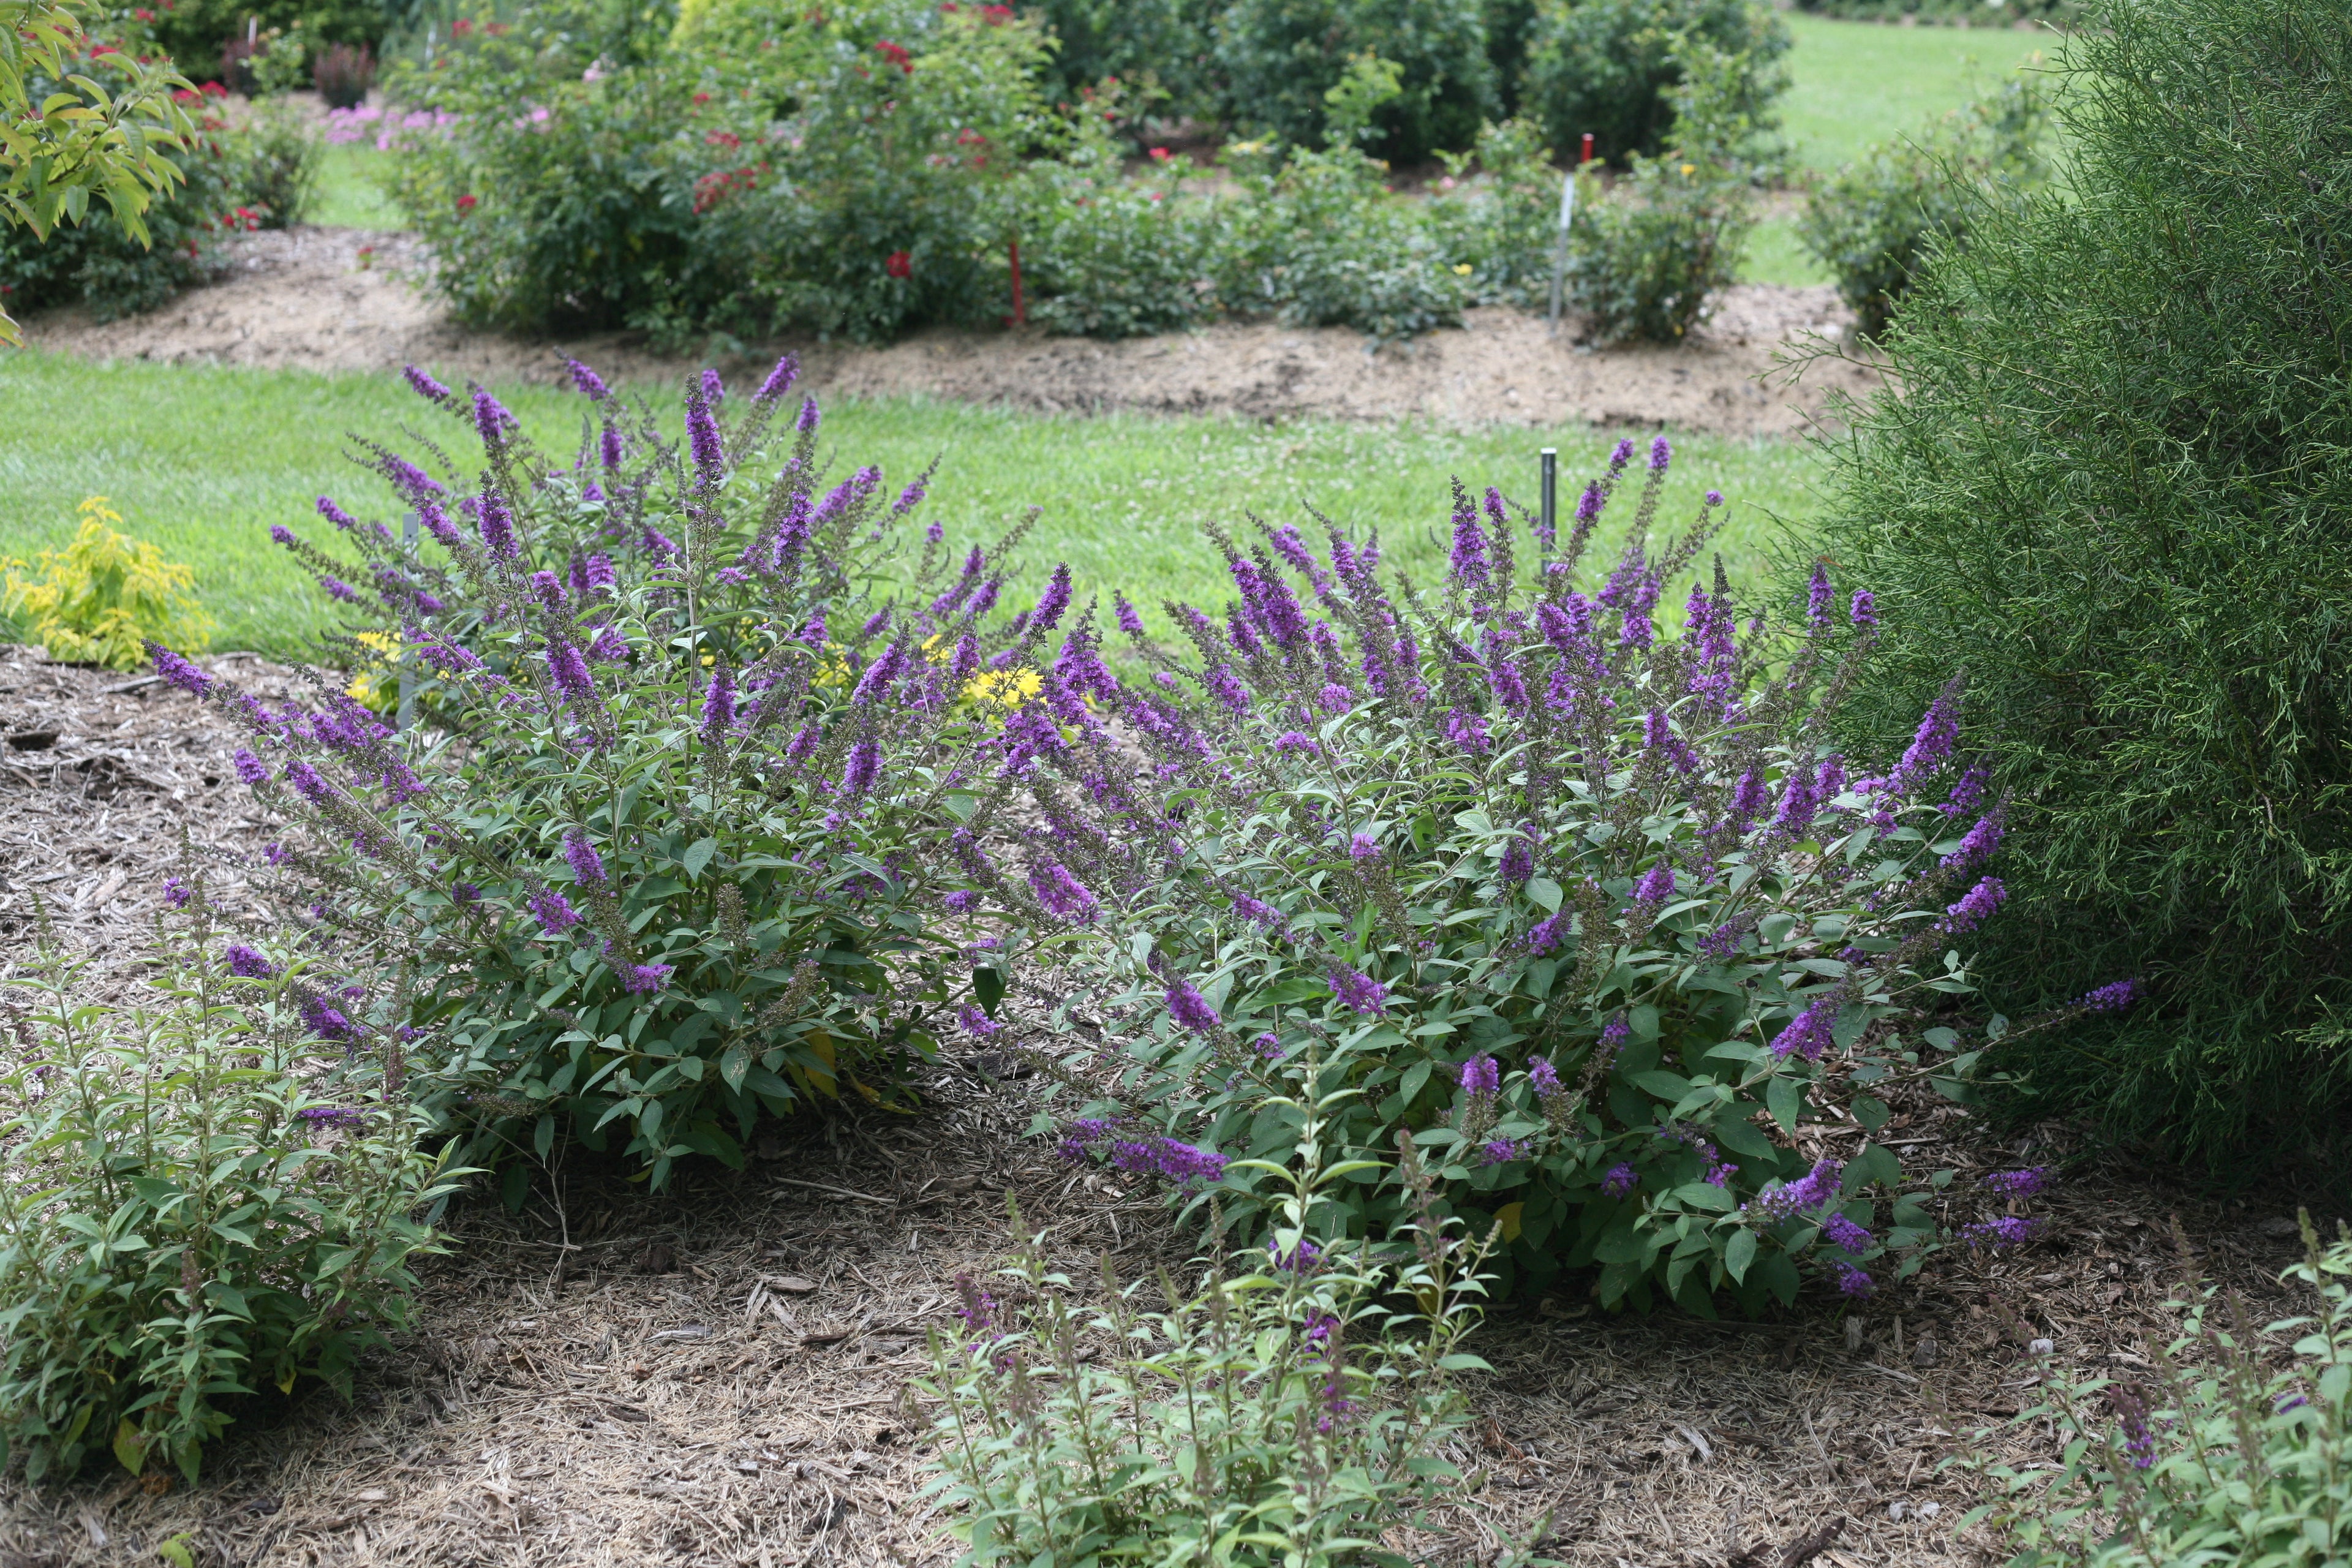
[1958,1215,2352,1564]
[146,360,1042,1189]
[0,900,456,1485]
[2,496,214,669]
[387,0,1050,344]
[922,1098,1494,1562]
[980,440,2026,1314]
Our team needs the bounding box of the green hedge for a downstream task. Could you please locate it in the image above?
[1809,0,2352,1171]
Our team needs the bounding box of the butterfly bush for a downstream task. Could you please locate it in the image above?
[146,359,1040,1188]
[976,441,2015,1314]
[921,1099,1494,1564]
[0,884,455,1485]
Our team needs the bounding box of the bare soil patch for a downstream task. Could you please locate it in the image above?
[20,228,1877,435]
[4,651,2332,1568]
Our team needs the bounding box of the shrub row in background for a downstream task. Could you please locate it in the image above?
[1808,0,2352,1170]
[383,0,1777,346]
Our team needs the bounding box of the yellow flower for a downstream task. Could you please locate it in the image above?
[962,666,1042,710]
[1452,263,1474,276]
[345,630,401,707]
[1681,163,1696,176]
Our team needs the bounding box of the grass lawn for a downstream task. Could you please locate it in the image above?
[0,353,1827,660]
[1781,13,2054,174]
[309,143,407,230]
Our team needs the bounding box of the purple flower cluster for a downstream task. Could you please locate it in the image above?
[224,943,275,979]
[1961,1215,2043,1250]
[1326,963,1387,1017]
[1103,1135,1227,1187]
[1602,1163,1638,1199]
[1481,1137,1530,1166]
[2076,979,2142,1012]
[1980,1167,2051,1197]
[1164,974,1221,1033]
[1743,1159,1843,1223]
[301,995,361,1043]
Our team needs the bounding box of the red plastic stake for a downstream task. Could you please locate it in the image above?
[1580,132,1594,165]
[1008,238,1027,328]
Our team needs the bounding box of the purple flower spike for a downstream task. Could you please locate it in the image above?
[687,393,724,487]
[1327,963,1387,1017]
[162,876,193,909]
[1850,589,1878,627]
[472,387,516,447]
[1648,435,1672,473]
[566,359,612,400]
[756,354,799,403]
[1822,1213,1872,1251]
[1632,861,1677,909]
[301,995,360,1043]
[622,962,674,995]
[1833,1262,1875,1297]
[1807,562,1833,625]
[1457,1054,1500,1096]
[405,364,452,402]
[700,662,736,744]
[1602,1163,1638,1198]
[701,368,725,404]
[1980,1167,2051,1197]
[796,397,820,435]
[2077,979,2141,1012]
[478,486,519,562]
[224,943,276,979]
[1937,875,2007,935]
[956,1003,1001,1038]
[1033,564,1072,633]
[233,748,270,785]
[1961,1215,2043,1250]
[317,496,358,531]
[1164,974,1221,1034]
[563,832,607,886]
[146,644,213,695]
[1528,1057,1562,1099]
[528,888,581,934]
[1105,1136,1227,1187]
[1482,1137,1531,1166]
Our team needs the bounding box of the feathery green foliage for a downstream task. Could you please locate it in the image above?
[1808,0,2352,1170]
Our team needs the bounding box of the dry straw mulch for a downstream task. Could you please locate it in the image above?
[0,649,2337,1567]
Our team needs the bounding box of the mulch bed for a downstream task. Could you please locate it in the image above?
[1,647,2339,1567]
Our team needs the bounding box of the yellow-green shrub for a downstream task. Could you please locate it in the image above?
[1,497,213,669]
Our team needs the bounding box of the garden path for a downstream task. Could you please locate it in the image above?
[22,227,1881,437]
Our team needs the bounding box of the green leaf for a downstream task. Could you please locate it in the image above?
[1851,1095,1891,1134]
[1765,1073,1806,1133]
[112,1419,146,1476]
[1525,876,1562,913]
[1724,1227,1758,1283]
[972,965,1006,1017]
[681,838,718,879]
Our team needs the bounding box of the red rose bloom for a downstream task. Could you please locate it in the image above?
[884,250,912,279]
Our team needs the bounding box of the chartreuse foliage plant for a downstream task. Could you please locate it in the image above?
[1808,0,2352,1168]
[1,496,215,669]
[0,890,456,1485]
[146,356,1044,1193]
[922,1092,1499,1564]
[1798,77,2049,340]
[954,439,2077,1314]
[1958,1215,2352,1565]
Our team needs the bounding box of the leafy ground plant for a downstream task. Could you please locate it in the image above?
[1,496,215,669]
[144,359,1044,1193]
[922,1083,1502,1564]
[1956,1214,2352,1563]
[966,438,2095,1314]
[0,890,456,1486]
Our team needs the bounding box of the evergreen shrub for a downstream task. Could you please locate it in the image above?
[1807,0,2352,1167]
